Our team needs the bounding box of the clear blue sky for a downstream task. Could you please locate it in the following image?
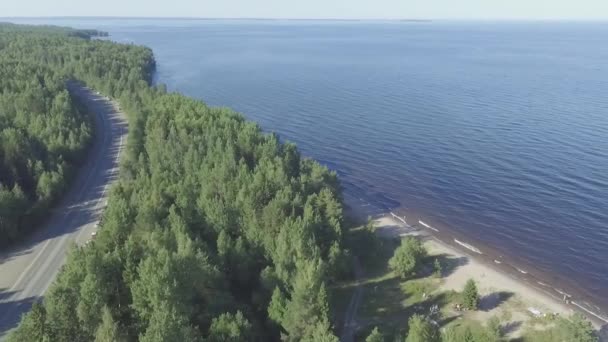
[2,0,608,20]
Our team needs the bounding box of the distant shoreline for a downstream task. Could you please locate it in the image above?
[5,17,608,23]
[0,16,433,22]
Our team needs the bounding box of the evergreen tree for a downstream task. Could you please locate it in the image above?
[389,237,427,279]
[405,314,440,342]
[564,313,597,342]
[487,316,502,340]
[433,258,442,278]
[208,311,253,342]
[94,307,120,342]
[300,321,339,342]
[4,23,346,341]
[462,279,479,310]
[139,302,198,342]
[7,302,46,342]
[366,327,384,342]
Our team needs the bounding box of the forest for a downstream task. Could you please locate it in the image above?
[4,24,348,341]
[0,24,98,245]
[3,24,598,342]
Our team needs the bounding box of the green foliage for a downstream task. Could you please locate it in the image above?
[389,245,416,279]
[433,258,442,278]
[442,321,500,342]
[138,302,198,342]
[366,327,384,342]
[0,23,153,246]
[208,311,253,342]
[522,313,597,342]
[405,314,440,342]
[6,302,47,342]
[299,321,340,342]
[566,313,598,342]
[0,185,28,242]
[402,278,439,305]
[0,48,92,244]
[486,316,502,340]
[462,279,479,310]
[7,23,344,342]
[364,217,377,232]
[345,222,382,270]
[388,237,426,279]
[272,259,336,341]
[95,306,121,342]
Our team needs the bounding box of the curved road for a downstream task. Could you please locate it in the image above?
[0,83,127,338]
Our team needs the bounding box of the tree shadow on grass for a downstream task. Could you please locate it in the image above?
[355,274,415,341]
[479,291,514,311]
[439,314,462,326]
[409,254,468,281]
[360,275,412,324]
[347,228,399,274]
[435,254,469,278]
[501,320,522,336]
[404,290,462,327]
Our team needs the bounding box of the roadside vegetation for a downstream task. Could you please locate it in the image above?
[2,23,600,342]
[336,219,599,342]
[0,24,104,245]
[6,23,349,341]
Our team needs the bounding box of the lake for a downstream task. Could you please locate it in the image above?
[10,18,608,311]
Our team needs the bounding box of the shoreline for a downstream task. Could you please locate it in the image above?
[374,213,608,330]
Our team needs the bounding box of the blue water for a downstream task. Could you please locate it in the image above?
[10,18,608,309]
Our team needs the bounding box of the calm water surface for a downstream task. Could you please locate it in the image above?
[11,18,608,310]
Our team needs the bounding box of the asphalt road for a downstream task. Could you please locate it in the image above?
[0,83,127,338]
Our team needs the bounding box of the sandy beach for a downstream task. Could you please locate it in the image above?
[374,215,608,333]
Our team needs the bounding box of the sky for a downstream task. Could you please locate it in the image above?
[1,0,608,20]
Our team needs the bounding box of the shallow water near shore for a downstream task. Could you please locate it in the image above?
[11,18,608,313]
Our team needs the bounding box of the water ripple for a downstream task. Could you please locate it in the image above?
[90,20,608,310]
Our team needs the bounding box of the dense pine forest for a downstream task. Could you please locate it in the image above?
[4,24,348,341]
[4,23,599,342]
[0,24,96,244]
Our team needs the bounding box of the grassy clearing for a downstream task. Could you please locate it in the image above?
[334,219,599,342]
[337,224,467,340]
[334,221,527,341]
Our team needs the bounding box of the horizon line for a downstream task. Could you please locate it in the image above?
[2,16,608,22]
